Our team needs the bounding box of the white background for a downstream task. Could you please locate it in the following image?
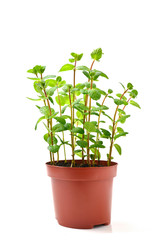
[0,0,160,239]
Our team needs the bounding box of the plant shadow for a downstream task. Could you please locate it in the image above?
[91,222,142,233]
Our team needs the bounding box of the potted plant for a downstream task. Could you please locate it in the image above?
[27,48,140,229]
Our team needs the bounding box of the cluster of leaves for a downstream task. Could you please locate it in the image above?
[27,48,140,166]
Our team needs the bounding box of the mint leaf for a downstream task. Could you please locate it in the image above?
[59,64,75,72]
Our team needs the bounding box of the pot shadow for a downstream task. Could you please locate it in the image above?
[91,222,142,233]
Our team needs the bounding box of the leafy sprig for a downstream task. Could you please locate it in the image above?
[27,49,140,166]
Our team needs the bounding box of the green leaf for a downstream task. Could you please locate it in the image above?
[71,52,77,58]
[47,87,58,96]
[34,65,46,74]
[27,77,41,80]
[84,122,97,132]
[107,154,114,160]
[62,84,73,92]
[102,112,113,121]
[82,70,90,79]
[61,105,69,114]
[92,105,109,111]
[75,83,85,89]
[118,109,126,115]
[130,100,141,109]
[109,125,113,131]
[127,82,133,90]
[64,123,71,130]
[114,99,124,105]
[100,128,111,138]
[91,48,103,61]
[76,140,88,148]
[43,75,56,80]
[53,136,58,144]
[59,64,75,72]
[71,127,84,134]
[75,151,82,158]
[44,133,49,142]
[52,123,66,132]
[76,66,89,71]
[116,94,127,100]
[33,81,43,95]
[108,89,113,94]
[69,58,75,63]
[117,127,124,133]
[89,143,105,149]
[48,112,59,119]
[76,111,83,119]
[45,136,58,145]
[35,116,45,130]
[55,95,68,106]
[27,68,37,74]
[40,106,55,118]
[89,89,101,100]
[48,145,60,153]
[27,97,41,101]
[54,116,66,124]
[98,89,107,96]
[119,82,125,90]
[114,132,128,140]
[74,149,82,154]
[58,80,66,88]
[46,135,58,145]
[114,144,122,155]
[116,115,130,123]
[56,76,62,82]
[92,71,102,80]
[77,53,83,61]
[80,89,89,94]
[45,79,57,87]
[48,96,54,104]
[99,71,109,79]
[84,82,96,89]
[74,103,89,111]
[91,148,101,160]
[43,122,51,132]
[130,89,138,98]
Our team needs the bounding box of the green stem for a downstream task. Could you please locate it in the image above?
[43,88,54,164]
[57,88,67,162]
[94,94,108,164]
[108,89,128,166]
[87,79,93,165]
[82,60,95,164]
[69,89,75,166]
[72,60,76,161]
[47,119,52,163]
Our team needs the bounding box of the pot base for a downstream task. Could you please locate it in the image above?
[57,220,110,229]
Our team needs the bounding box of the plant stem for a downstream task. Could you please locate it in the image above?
[47,119,52,163]
[82,60,95,163]
[57,88,67,162]
[72,60,76,161]
[87,79,93,164]
[43,88,54,164]
[108,89,128,166]
[69,89,75,166]
[94,94,108,164]
[43,100,46,106]
[39,74,54,164]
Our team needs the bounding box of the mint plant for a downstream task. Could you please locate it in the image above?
[27,48,140,167]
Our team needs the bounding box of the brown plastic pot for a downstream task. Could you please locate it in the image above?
[46,160,117,229]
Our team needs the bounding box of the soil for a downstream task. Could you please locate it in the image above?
[49,161,106,167]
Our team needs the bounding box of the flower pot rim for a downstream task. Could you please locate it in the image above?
[46,160,118,169]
